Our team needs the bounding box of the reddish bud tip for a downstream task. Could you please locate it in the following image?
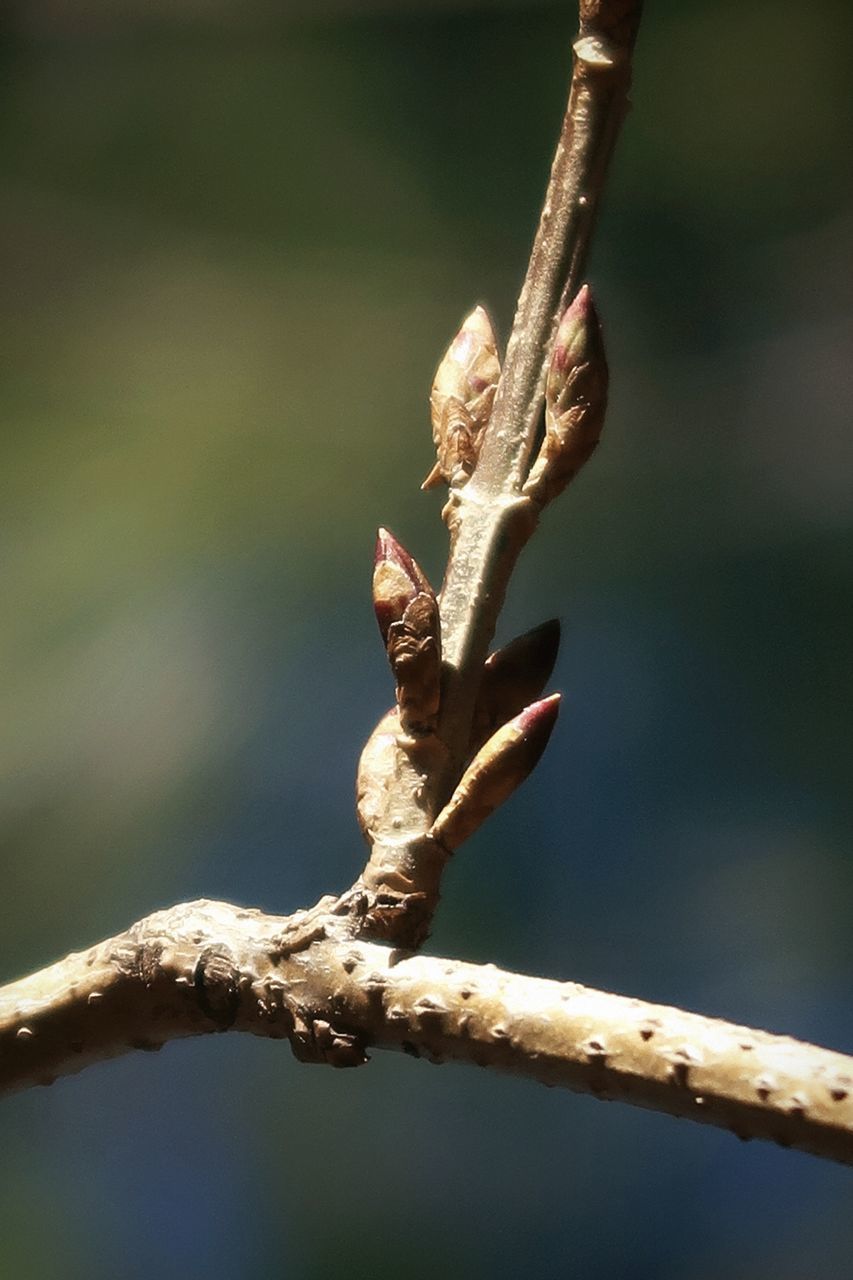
[375,527,412,575]
[431,692,561,851]
[551,284,600,377]
[569,282,592,317]
[372,528,435,645]
[516,692,561,739]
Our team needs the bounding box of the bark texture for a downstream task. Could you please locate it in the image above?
[3,900,852,1165]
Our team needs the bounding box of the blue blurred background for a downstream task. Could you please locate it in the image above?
[2,0,852,1276]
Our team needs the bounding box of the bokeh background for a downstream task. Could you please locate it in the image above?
[2,0,852,1276]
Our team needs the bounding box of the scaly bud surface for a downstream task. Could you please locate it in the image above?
[424,305,501,490]
[372,528,441,732]
[373,527,433,643]
[431,693,560,851]
[523,284,608,505]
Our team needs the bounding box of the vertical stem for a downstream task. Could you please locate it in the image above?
[438,9,641,773]
[478,40,631,495]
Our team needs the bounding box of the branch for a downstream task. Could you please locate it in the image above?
[2,900,852,1166]
[7,0,850,1177]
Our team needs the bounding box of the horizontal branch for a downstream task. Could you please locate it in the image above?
[2,899,852,1166]
[354,948,853,1165]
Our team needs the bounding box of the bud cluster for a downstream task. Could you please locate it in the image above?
[366,528,563,855]
[358,287,607,880]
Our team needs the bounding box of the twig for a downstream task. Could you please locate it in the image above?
[440,2,640,685]
[3,901,852,1166]
[356,0,642,942]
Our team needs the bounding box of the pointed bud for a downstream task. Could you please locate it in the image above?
[523,284,608,505]
[424,306,501,490]
[548,284,599,395]
[372,528,441,732]
[431,693,560,851]
[373,527,433,644]
[470,619,561,753]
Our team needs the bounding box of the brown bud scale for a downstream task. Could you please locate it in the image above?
[424,306,501,490]
[372,528,441,732]
[523,284,608,506]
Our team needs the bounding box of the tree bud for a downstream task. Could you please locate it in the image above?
[431,693,560,851]
[423,305,501,490]
[373,527,433,643]
[470,619,561,753]
[372,528,441,732]
[523,284,608,505]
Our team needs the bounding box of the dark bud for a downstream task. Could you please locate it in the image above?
[470,619,561,754]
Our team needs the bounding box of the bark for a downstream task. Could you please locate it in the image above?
[3,899,852,1166]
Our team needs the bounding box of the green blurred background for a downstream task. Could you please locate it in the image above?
[2,0,852,1276]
